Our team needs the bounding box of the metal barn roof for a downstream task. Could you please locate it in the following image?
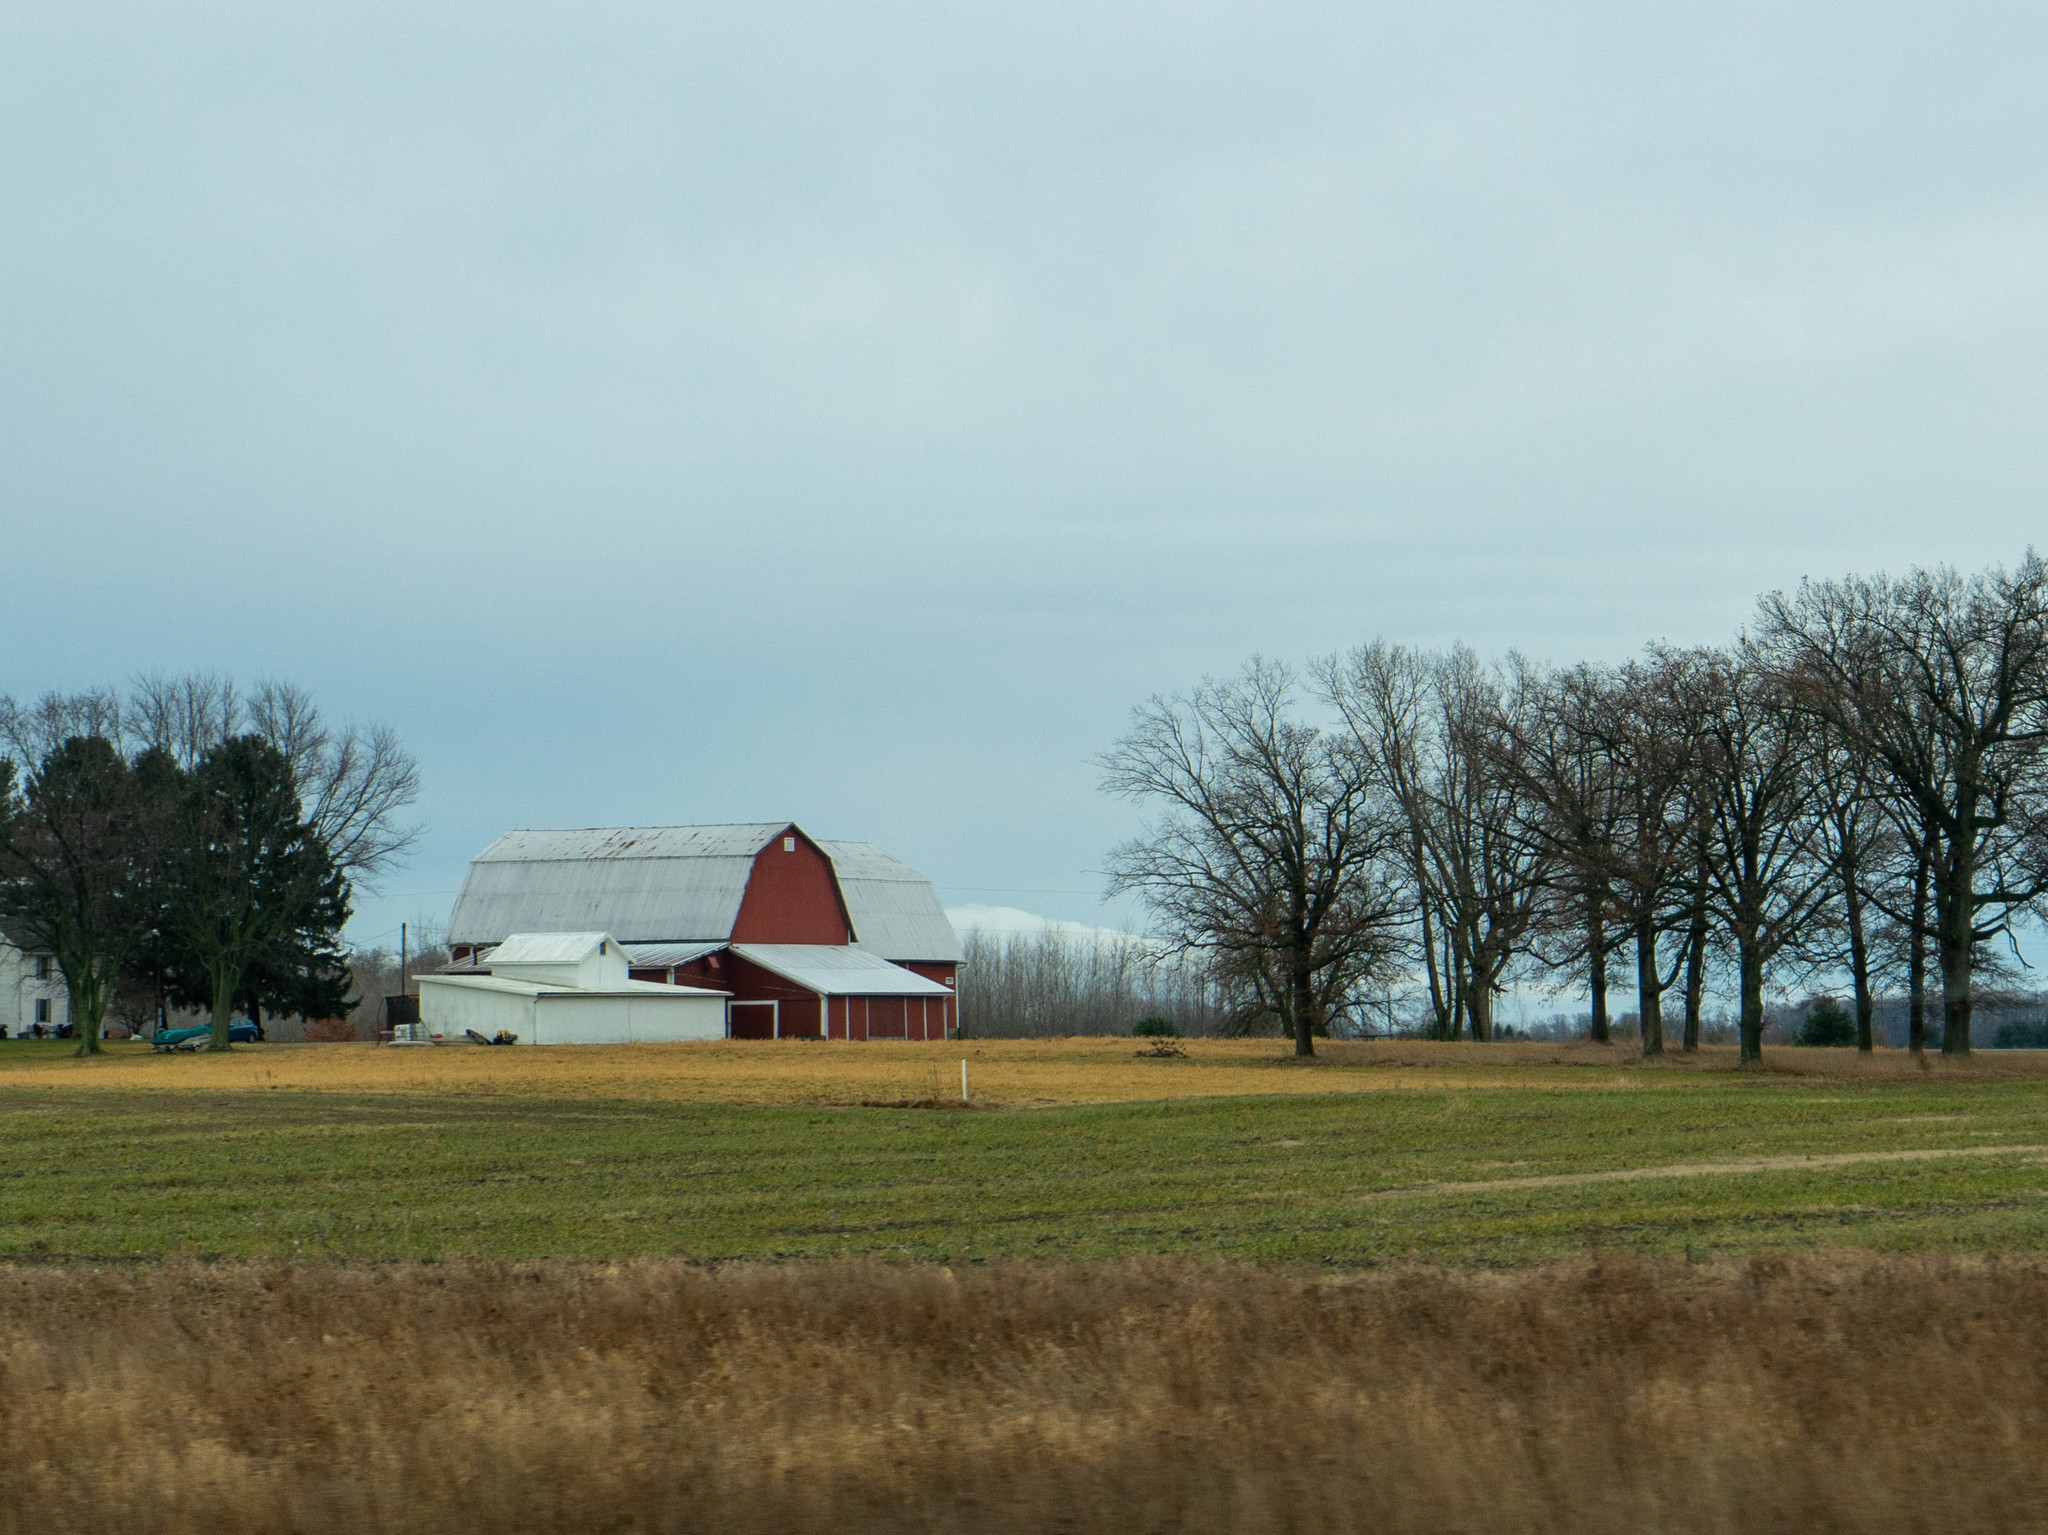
[446,823,963,963]
[446,824,787,946]
[729,944,954,997]
[819,840,963,963]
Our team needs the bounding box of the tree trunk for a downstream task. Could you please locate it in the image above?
[1467,980,1494,1043]
[1443,932,1464,1041]
[1682,913,1706,1053]
[1843,868,1873,1054]
[1937,872,1974,1058]
[1635,916,1665,1057]
[1936,816,1974,1057]
[209,967,239,1051]
[1417,881,1451,1040]
[1290,949,1315,1059]
[1737,934,1765,1065]
[66,973,104,1057]
[1908,850,1930,1057]
[1587,902,1611,1044]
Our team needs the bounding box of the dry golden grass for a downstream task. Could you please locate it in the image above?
[5,1035,2042,1107]
[4,1252,2045,1533]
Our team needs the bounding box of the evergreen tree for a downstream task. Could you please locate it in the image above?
[166,736,347,1050]
[0,737,156,1055]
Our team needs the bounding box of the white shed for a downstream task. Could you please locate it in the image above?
[417,931,728,1045]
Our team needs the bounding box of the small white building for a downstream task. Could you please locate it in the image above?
[416,931,728,1045]
[0,941,69,1038]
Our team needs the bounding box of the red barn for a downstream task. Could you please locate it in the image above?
[444,823,961,1040]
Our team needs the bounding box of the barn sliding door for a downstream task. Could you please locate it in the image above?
[863,997,909,1039]
[729,1001,778,1039]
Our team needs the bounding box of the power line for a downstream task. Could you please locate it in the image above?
[938,885,1106,897]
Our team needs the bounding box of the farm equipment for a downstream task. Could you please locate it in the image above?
[152,1021,260,1052]
[464,1029,520,1046]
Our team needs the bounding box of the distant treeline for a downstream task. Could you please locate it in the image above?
[955,926,1232,1038]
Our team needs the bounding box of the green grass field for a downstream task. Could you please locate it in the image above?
[8,1064,2048,1264]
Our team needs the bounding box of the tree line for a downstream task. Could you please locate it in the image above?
[1099,555,2048,1062]
[956,924,1232,1038]
[0,675,419,1053]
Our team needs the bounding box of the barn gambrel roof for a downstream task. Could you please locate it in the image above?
[818,840,962,963]
[446,823,963,963]
[447,824,785,946]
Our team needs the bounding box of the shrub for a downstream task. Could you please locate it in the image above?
[1799,996,1857,1048]
[1132,1017,1179,1038]
[304,1016,360,1043]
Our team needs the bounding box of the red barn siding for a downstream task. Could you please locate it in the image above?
[898,963,957,1037]
[866,996,909,1039]
[670,953,728,989]
[722,953,824,1038]
[731,828,851,946]
[823,992,951,1040]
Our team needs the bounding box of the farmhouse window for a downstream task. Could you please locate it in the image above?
[33,955,51,980]
[35,998,51,1024]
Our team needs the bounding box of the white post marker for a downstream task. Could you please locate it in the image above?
[962,1059,970,1102]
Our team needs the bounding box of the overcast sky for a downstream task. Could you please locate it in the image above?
[3,1,2045,952]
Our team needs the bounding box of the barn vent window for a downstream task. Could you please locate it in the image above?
[783,837,795,851]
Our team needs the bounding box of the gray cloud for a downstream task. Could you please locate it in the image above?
[3,0,2045,943]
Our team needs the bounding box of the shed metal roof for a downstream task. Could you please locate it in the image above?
[417,973,729,999]
[729,944,954,996]
[620,941,729,968]
[488,932,612,965]
[818,840,963,963]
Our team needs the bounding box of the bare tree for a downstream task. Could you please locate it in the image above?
[1324,643,1551,1041]
[1761,557,2048,1055]
[1673,818,1719,1052]
[0,689,125,762]
[1490,661,1632,1044]
[1808,720,1907,1054]
[247,682,422,885]
[126,673,241,768]
[130,673,421,888]
[1689,645,1836,1063]
[1593,653,1715,1058]
[1098,659,1406,1057]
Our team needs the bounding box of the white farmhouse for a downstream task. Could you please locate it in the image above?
[0,940,69,1038]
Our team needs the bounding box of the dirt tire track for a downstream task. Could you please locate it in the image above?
[1361,1143,2048,1202]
